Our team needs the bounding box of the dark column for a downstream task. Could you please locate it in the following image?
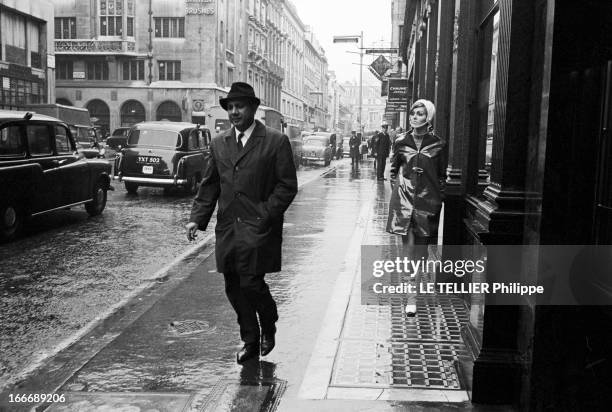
[469,0,542,405]
[424,1,438,101]
[433,0,454,143]
[443,0,478,247]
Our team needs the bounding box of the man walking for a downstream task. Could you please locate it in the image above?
[186,82,298,364]
[349,130,360,169]
[376,122,391,180]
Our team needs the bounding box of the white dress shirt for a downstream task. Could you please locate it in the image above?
[236,121,257,146]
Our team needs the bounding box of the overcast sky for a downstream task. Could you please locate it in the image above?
[291,0,393,84]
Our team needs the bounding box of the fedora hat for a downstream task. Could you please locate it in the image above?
[219,82,261,110]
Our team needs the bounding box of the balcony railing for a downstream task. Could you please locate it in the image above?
[247,44,264,58]
[55,39,136,54]
[268,61,284,80]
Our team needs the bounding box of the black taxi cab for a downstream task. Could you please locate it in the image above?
[114,121,211,194]
[0,110,113,241]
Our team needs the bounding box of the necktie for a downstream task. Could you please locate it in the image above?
[237,132,244,151]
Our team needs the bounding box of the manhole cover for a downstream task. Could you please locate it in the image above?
[169,320,217,336]
[199,378,287,412]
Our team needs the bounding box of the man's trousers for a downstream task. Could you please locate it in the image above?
[376,155,387,178]
[223,271,278,345]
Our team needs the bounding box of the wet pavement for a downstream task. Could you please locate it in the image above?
[0,158,515,411]
[0,159,332,389]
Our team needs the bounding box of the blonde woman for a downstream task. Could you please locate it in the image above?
[386,99,447,315]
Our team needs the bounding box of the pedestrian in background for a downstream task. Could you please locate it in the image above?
[186,82,298,363]
[376,122,391,181]
[386,99,447,316]
[349,130,360,169]
[370,131,380,173]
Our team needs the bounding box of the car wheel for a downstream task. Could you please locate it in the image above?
[85,181,107,216]
[0,202,22,242]
[125,182,139,194]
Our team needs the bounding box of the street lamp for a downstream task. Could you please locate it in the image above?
[333,32,364,134]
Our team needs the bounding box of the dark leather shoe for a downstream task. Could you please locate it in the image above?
[260,332,276,356]
[236,343,259,364]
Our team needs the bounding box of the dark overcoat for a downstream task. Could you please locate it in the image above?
[190,120,298,274]
[349,135,360,157]
[376,131,391,158]
[386,131,447,237]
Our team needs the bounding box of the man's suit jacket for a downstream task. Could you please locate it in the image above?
[190,120,298,274]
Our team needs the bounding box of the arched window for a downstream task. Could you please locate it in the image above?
[120,100,145,126]
[86,99,110,136]
[156,101,182,122]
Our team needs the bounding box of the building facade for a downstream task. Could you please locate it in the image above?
[401,0,612,409]
[52,0,247,135]
[279,0,305,128]
[0,0,55,109]
[246,0,269,106]
[342,80,385,133]
[388,0,406,128]
[264,0,283,111]
[51,0,330,136]
[303,29,327,131]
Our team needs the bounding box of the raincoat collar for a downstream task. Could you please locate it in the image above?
[400,130,440,150]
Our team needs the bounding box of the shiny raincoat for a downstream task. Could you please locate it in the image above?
[386,131,447,237]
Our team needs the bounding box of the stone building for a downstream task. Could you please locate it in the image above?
[246,0,271,107]
[52,0,248,135]
[51,0,329,135]
[263,0,283,110]
[303,29,327,131]
[342,80,386,133]
[0,0,55,109]
[279,0,305,129]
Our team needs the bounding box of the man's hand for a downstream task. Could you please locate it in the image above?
[186,222,199,241]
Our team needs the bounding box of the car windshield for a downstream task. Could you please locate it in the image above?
[128,129,181,148]
[304,139,326,147]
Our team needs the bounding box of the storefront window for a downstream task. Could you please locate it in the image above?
[473,7,500,190]
[485,12,500,170]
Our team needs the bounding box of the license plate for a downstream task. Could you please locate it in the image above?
[137,156,161,164]
[142,165,153,174]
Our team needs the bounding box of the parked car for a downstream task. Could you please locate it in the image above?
[302,133,333,166]
[336,140,344,159]
[0,110,113,241]
[284,124,303,169]
[70,124,105,158]
[114,121,211,195]
[106,127,131,150]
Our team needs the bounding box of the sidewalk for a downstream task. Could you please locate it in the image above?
[1,159,513,412]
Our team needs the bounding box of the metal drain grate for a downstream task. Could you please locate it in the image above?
[390,341,467,389]
[168,320,217,336]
